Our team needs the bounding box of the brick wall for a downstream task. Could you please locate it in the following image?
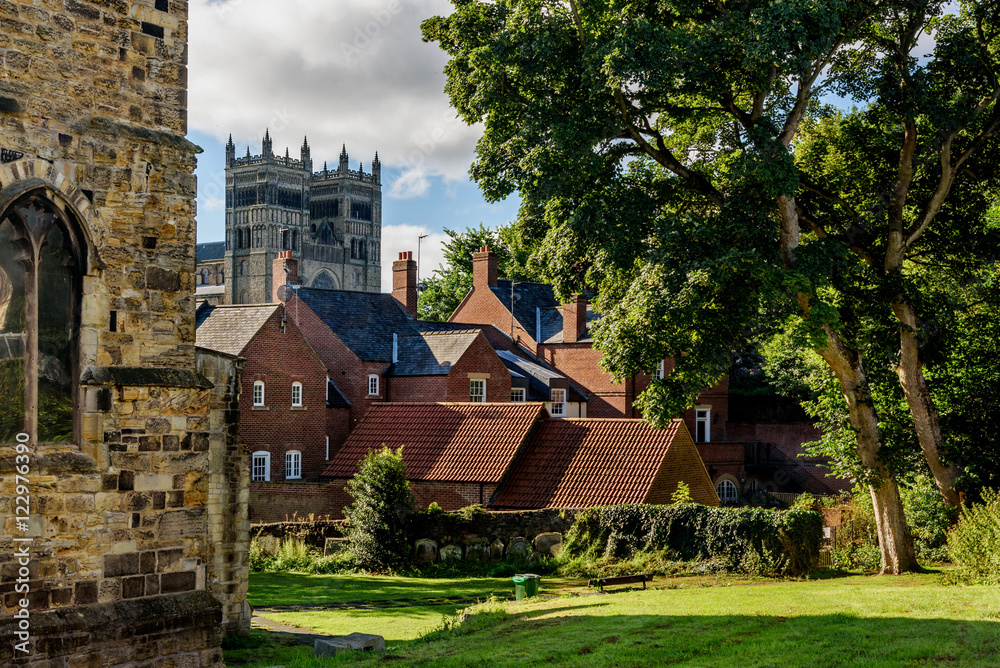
[445,333,512,401]
[249,481,352,523]
[388,376,448,402]
[288,297,388,432]
[646,426,720,506]
[239,308,332,481]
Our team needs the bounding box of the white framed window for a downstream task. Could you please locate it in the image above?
[285,450,301,480]
[253,381,265,407]
[367,374,379,396]
[717,479,738,504]
[251,451,271,482]
[291,382,303,407]
[550,388,566,417]
[510,388,526,402]
[470,379,486,402]
[696,407,711,443]
[653,360,664,380]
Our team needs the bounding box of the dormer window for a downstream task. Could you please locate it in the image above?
[550,388,566,417]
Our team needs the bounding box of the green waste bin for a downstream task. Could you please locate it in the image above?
[512,573,540,600]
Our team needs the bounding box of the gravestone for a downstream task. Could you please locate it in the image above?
[534,532,563,557]
[414,539,439,563]
[324,538,348,556]
[466,544,489,562]
[440,544,463,562]
[490,539,505,561]
[507,537,531,558]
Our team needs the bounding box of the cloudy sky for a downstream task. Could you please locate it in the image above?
[189,0,519,288]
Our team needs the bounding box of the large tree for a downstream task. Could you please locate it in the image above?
[423,0,1000,572]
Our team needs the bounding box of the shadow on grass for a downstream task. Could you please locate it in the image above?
[387,613,1000,667]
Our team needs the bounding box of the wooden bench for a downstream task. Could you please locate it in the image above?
[588,574,654,592]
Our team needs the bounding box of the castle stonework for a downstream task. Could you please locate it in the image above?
[224,134,382,304]
[0,1,247,665]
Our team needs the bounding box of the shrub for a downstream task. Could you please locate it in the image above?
[947,488,1000,585]
[900,475,957,563]
[671,482,694,505]
[343,446,415,572]
[560,504,823,576]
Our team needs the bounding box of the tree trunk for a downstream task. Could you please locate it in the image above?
[817,325,919,574]
[869,473,918,574]
[891,299,962,507]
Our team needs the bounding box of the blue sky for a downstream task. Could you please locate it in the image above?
[188,0,518,288]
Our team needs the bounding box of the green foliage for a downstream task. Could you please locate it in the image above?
[947,489,1000,585]
[248,535,327,573]
[426,501,444,513]
[671,482,694,505]
[561,504,823,577]
[416,223,543,321]
[791,493,823,512]
[344,446,415,572]
[901,475,958,562]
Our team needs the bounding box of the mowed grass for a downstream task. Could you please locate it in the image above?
[234,572,1000,668]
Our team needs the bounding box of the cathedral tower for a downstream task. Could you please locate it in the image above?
[224,134,382,304]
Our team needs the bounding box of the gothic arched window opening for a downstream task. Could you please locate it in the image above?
[0,192,87,445]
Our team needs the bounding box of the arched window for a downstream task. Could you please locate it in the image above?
[285,450,301,480]
[716,479,738,504]
[252,380,265,407]
[1,193,86,445]
[291,381,302,407]
[251,451,271,482]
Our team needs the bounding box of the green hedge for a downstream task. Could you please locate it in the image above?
[562,504,823,576]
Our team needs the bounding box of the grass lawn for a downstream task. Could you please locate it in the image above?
[232,571,1000,667]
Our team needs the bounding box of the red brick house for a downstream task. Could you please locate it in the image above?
[195,302,348,483]
[450,247,729,435]
[323,403,719,514]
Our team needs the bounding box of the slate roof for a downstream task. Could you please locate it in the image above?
[323,402,547,482]
[195,303,280,356]
[391,331,482,376]
[196,241,225,263]
[296,287,418,362]
[489,280,559,340]
[195,285,225,296]
[497,350,588,402]
[492,419,683,508]
[327,379,351,408]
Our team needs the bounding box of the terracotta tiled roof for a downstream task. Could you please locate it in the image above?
[492,418,684,508]
[323,402,547,482]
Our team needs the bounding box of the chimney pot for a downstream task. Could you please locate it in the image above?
[472,246,498,291]
[564,293,588,343]
[392,250,418,318]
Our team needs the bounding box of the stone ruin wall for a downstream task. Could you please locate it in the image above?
[0,0,246,665]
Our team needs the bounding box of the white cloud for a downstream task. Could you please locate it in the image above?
[380,224,448,291]
[203,196,225,212]
[189,0,480,198]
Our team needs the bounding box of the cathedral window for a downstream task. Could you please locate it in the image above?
[0,193,86,445]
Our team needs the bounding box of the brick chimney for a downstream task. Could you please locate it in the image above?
[272,251,299,303]
[392,251,418,317]
[472,245,498,292]
[563,293,588,343]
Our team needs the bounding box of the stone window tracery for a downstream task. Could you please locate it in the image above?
[0,193,86,445]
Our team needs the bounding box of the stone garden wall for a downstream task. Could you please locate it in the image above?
[251,508,582,563]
